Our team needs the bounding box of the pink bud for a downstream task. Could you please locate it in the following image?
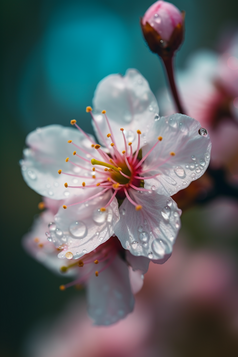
[142,1,183,42]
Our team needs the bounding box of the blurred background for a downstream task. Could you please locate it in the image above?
[1,0,238,356]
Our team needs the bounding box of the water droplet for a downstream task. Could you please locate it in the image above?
[195,167,201,173]
[166,199,172,207]
[191,155,196,161]
[163,176,177,185]
[152,239,171,257]
[139,231,149,242]
[96,231,100,236]
[161,206,171,220]
[149,105,153,112]
[151,185,156,191]
[169,118,178,129]
[175,220,180,229]
[199,160,205,167]
[82,249,87,254]
[69,221,87,238]
[125,130,135,142]
[45,232,52,242]
[148,252,153,259]
[121,208,126,216]
[154,114,160,121]
[73,179,78,184]
[93,209,108,224]
[48,222,56,232]
[56,228,63,237]
[138,226,143,232]
[54,182,59,187]
[65,252,73,260]
[64,191,70,197]
[191,173,196,179]
[174,212,179,217]
[189,164,195,170]
[174,166,186,179]
[131,241,138,249]
[198,128,208,137]
[48,190,54,196]
[27,170,37,180]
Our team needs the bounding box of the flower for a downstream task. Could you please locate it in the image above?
[141,1,184,58]
[21,69,211,324]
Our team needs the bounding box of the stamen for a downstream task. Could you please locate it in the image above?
[65,157,69,162]
[124,188,141,210]
[63,205,67,209]
[94,260,99,264]
[38,202,45,210]
[59,285,65,291]
[102,110,117,145]
[64,183,68,188]
[87,108,109,148]
[95,271,99,277]
[170,152,175,156]
[34,237,39,243]
[68,140,72,143]
[91,159,122,173]
[58,170,62,174]
[132,130,141,165]
[136,205,142,211]
[70,119,95,145]
[135,137,162,170]
[121,129,128,157]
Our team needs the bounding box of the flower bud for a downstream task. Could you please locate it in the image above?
[141,1,185,58]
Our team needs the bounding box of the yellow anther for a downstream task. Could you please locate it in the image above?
[34,237,39,243]
[59,285,65,291]
[38,202,45,210]
[75,284,82,290]
[60,266,68,273]
[120,128,124,131]
[107,177,111,182]
[92,175,96,179]
[82,182,86,187]
[101,110,106,114]
[170,152,175,156]
[113,183,120,189]
[91,144,95,148]
[137,130,141,134]
[122,150,126,154]
[95,271,99,277]
[128,142,132,146]
[58,169,62,174]
[117,167,122,171]
[63,205,67,209]
[92,167,96,171]
[158,136,163,141]
[70,119,76,125]
[78,260,84,267]
[64,183,68,188]
[57,246,64,251]
[38,243,44,248]
[107,133,111,137]
[94,260,99,264]
[111,143,114,147]
[94,144,101,149]
[104,168,108,171]
[136,205,142,211]
[100,207,106,212]
[68,140,72,143]
[96,183,100,186]
[109,159,113,163]
[65,157,69,162]
[86,106,92,112]
[73,151,76,155]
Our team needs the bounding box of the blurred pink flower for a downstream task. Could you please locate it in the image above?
[160,36,238,175]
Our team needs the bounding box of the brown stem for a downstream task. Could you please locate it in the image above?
[162,56,186,115]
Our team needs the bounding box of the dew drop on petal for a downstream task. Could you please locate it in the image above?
[69,221,87,238]
[148,252,153,259]
[125,130,135,142]
[65,252,73,260]
[198,128,208,137]
[138,226,143,232]
[174,166,186,179]
[56,228,63,237]
[48,222,56,232]
[131,241,138,249]
[161,206,171,220]
[121,208,126,216]
[152,239,171,257]
[82,249,87,254]
[139,231,149,242]
[154,114,160,121]
[27,170,37,180]
[93,209,108,224]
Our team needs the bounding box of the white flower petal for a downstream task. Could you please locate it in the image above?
[126,251,150,274]
[128,267,145,295]
[52,189,120,259]
[142,114,211,196]
[114,190,181,261]
[22,210,75,276]
[87,255,134,325]
[92,69,159,152]
[21,125,98,200]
